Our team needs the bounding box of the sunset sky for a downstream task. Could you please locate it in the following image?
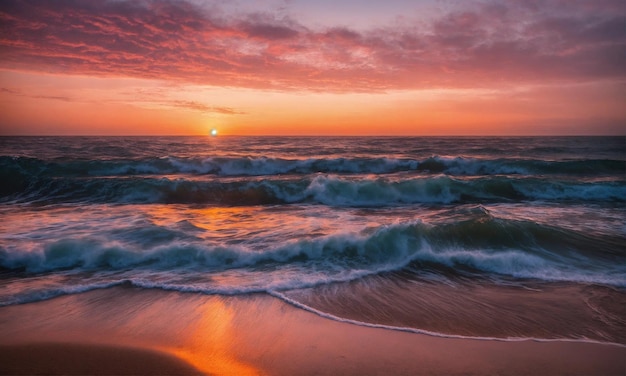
[0,0,624,135]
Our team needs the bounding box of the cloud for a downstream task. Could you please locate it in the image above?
[240,13,301,40]
[168,100,245,114]
[0,0,624,91]
[0,87,19,94]
[0,86,72,101]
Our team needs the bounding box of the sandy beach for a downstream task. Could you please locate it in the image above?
[0,287,623,376]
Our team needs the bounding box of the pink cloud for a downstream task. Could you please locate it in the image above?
[0,0,624,91]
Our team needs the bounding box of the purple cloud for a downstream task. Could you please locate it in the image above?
[0,0,624,91]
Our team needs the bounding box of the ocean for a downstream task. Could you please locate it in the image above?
[1,136,625,344]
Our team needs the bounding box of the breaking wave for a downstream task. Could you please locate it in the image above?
[3,173,624,205]
[2,155,624,180]
[2,216,624,289]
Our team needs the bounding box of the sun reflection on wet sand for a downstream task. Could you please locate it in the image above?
[0,288,260,376]
[168,297,259,376]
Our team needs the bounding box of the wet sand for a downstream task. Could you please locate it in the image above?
[283,275,626,344]
[0,287,624,375]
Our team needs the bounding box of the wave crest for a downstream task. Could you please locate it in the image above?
[3,173,623,205]
[2,217,623,286]
[2,155,623,179]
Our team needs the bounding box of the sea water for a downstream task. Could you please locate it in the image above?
[1,136,624,343]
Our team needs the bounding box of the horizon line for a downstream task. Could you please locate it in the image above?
[1,134,624,137]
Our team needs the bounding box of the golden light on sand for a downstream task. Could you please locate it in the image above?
[171,297,259,376]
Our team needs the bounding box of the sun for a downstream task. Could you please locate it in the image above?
[210,129,218,136]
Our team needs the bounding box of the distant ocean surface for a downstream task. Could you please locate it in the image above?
[1,136,625,344]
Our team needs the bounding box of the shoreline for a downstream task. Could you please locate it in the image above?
[271,290,626,346]
[1,287,624,375]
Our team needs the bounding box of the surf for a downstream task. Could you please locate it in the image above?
[3,172,624,205]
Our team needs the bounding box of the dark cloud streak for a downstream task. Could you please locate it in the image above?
[168,100,245,115]
[0,86,72,101]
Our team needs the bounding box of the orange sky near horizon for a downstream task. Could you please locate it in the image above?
[0,0,624,136]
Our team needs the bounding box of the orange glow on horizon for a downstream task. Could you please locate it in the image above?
[1,70,623,136]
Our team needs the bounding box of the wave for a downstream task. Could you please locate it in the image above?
[3,172,624,205]
[2,216,624,286]
[302,175,626,205]
[2,216,624,308]
[2,155,624,181]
